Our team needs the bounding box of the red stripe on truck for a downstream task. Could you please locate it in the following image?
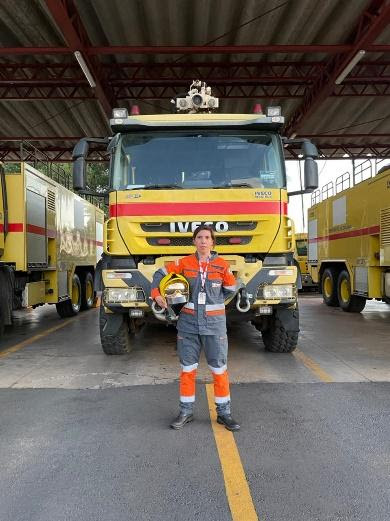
[308,225,380,243]
[110,201,287,218]
[0,223,24,232]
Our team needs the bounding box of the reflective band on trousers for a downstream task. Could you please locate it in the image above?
[180,368,196,401]
[210,366,230,403]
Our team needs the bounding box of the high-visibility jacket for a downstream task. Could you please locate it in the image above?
[151,251,237,335]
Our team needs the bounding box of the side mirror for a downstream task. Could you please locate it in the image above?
[302,140,318,159]
[72,139,89,192]
[72,139,89,158]
[73,157,86,191]
[304,157,318,191]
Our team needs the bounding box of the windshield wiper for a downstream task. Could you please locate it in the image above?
[214,183,253,188]
[126,184,183,190]
[143,184,183,190]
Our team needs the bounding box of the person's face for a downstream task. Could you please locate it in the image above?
[193,230,214,256]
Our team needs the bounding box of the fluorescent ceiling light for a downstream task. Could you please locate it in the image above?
[74,50,96,88]
[335,50,366,85]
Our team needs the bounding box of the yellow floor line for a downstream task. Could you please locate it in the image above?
[206,383,259,521]
[294,349,334,383]
[0,308,98,359]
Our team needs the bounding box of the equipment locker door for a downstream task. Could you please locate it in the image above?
[26,189,47,267]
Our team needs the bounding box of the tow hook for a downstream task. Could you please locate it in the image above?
[151,299,178,322]
[236,287,251,312]
[151,299,166,321]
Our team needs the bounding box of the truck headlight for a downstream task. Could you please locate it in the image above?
[261,284,294,299]
[104,287,145,303]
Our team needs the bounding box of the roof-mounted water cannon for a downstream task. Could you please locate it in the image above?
[173,80,219,113]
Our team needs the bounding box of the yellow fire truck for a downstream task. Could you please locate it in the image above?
[308,161,390,311]
[0,161,104,336]
[72,82,318,354]
[294,232,316,290]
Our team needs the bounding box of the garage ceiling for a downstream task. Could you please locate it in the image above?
[0,0,389,160]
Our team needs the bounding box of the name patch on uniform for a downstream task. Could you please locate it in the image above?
[212,282,222,288]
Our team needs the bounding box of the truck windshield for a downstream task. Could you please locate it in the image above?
[111,131,285,190]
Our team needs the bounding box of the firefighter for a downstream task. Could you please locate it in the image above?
[151,224,240,431]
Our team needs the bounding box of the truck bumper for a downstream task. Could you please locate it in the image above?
[101,262,298,321]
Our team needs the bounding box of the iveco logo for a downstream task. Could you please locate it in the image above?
[169,221,229,233]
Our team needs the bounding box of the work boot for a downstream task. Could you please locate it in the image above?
[170,412,194,430]
[217,414,240,431]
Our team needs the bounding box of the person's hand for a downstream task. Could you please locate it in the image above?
[155,295,167,309]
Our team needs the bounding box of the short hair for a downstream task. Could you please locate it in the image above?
[192,224,216,245]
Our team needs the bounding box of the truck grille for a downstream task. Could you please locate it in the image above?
[141,221,257,232]
[147,236,252,246]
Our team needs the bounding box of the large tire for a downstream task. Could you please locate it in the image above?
[56,273,82,318]
[337,270,366,313]
[99,304,132,355]
[80,271,94,310]
[261,308,299,353]
[321,267,339,307]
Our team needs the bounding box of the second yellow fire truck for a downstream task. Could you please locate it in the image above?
[308,161,390,311]
[294,232,317,290]
[72,82,318,355]
[0,161,104,336]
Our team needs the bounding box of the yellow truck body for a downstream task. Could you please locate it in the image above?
[308,164,390,311]
[73,101,318,354]
[294,232,316,290]
[0,162,104,333]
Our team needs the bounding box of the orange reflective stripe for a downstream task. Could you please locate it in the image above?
[180,369,196,397]
[206,309,225,316]
[181,307,195,315]
[213,371,230,398]
[207,271,223,281]
[183,269,197,279]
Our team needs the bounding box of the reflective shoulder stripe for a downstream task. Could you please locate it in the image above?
[223,284,237,291]
[184,302,195,309]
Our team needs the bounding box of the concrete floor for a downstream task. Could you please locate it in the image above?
[1,294,390,389]
[0,295,390,521]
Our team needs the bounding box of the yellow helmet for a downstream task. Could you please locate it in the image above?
[159,273,189,305]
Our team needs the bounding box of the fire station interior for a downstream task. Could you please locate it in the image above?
[0,2,390,521]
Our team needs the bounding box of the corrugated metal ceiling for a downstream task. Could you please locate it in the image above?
[0,0,389,159]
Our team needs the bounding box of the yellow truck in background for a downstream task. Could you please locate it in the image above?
[0,162,104,336]
[72,82,318,355]
[308,161,390,312]
[294,232,317,290]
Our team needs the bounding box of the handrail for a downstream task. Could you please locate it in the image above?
[335,171,350,194]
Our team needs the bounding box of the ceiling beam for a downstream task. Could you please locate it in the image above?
[43,0,114,117]
[1,44,390,55]
[284,0,390,137]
